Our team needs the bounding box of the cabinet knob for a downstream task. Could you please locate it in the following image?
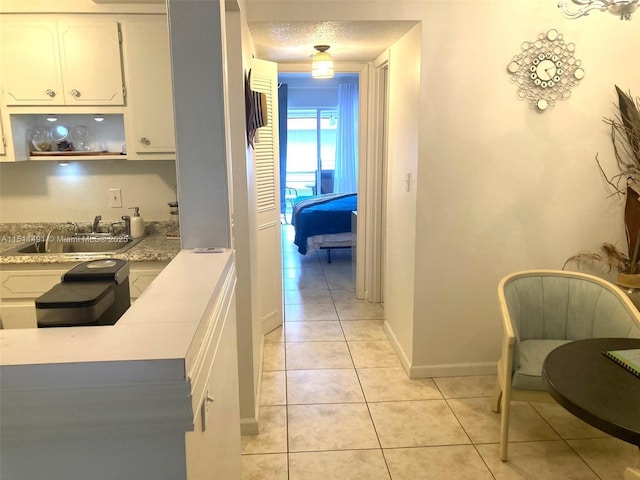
[45,89,56,98]
[140,137,151,146]
[70,89,81,98]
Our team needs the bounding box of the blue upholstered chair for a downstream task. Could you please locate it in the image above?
[491,270,640,461]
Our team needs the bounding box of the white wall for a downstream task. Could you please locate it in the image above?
[168,0,232,249]
[384,24,420,366]
[411,1,639,375]
[244,0,640,376]
[0,160,177,224]
[225,5,264,434]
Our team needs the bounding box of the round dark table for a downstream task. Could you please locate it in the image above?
[542,337,640,446]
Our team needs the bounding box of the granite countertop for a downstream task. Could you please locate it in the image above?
[0,222,181,265]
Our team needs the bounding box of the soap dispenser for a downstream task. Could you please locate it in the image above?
[129,207,145,238]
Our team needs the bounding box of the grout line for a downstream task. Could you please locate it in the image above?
[528,402,604,479]
[283,324,291,480]
[337,303,393,479]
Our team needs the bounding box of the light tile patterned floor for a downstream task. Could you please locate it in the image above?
[241,225,639,479]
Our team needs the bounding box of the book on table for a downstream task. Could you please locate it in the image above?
[603,348,640,378]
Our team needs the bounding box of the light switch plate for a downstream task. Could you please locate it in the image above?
[109,189,122,208]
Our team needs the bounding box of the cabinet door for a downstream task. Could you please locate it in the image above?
[0,269,68,299]
[122,20,176,156]
[129,263,167,299]
[58,22,125,105]
[1,21,65,105]
[0,304,37,329]
[185,294,241,479]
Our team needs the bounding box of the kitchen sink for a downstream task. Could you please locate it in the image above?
[1,235,145,256]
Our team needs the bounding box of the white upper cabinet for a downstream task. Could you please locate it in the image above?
[1,22,62,105]
[1,20,125,106]
[121,19,175,157]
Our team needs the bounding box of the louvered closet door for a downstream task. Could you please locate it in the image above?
[250,58,283,333]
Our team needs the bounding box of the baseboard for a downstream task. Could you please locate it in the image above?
[383,320,412,375]
[240,417,259,435]
[262,311,282,335]
[383,320,497,379]
[409,361,497,378]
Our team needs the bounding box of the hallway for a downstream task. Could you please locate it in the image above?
[240,225,638,479]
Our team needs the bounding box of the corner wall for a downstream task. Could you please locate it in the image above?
[242,0,640,376]
[383,24,421,367]
[226,6,263,434]
[411,2,640,375]
[168,0,231,249]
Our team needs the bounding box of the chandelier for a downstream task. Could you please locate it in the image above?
[311,45,334,79]
[558,0,639,20]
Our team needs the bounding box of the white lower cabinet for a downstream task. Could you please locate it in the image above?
[0,265,68,329]
[186,276,241,479]
[0,261,167,328]
[0,252,241,480]
[130,262,169,299]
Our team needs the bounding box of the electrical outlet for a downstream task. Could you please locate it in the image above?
[109,188,122,208]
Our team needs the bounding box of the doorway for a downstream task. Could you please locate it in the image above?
[276,64,369,302]
[278,72,359,225]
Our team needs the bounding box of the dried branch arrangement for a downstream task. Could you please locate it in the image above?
[566,86,640,274]
[563,242,629,272]
[597,86,640,194]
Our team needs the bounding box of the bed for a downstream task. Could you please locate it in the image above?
[292,193,357,262]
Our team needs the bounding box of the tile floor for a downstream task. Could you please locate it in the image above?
[241,225,640,479]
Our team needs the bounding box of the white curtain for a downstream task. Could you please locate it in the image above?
[333,82,358,193]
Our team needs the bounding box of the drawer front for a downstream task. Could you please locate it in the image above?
[1,270,65,299]
[1,263,168,301]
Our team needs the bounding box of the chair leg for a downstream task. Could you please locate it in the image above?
[625,467,640,480]
[499,385,512,462]
[491,382,502,413]
[287,200,295,225]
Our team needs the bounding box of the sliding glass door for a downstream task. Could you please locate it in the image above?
[286,108,337,197]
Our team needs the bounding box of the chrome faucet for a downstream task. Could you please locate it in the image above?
[92,215,102,233]
[121,215,132,237]
[66,221,79,236]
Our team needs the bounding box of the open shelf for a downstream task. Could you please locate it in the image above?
[29,152,126,161]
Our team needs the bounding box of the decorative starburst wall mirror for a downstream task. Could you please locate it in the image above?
[507,29,585,112]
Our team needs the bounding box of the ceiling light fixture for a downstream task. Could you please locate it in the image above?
[93,114,105,122]
[311,45,334,79]
[46,115,58,122]
[558,0,639,20]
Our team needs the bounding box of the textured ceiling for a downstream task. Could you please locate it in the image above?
[248,21,418,63]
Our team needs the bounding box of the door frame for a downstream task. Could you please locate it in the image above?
[365,51,389,303]
[277,62,370,299]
